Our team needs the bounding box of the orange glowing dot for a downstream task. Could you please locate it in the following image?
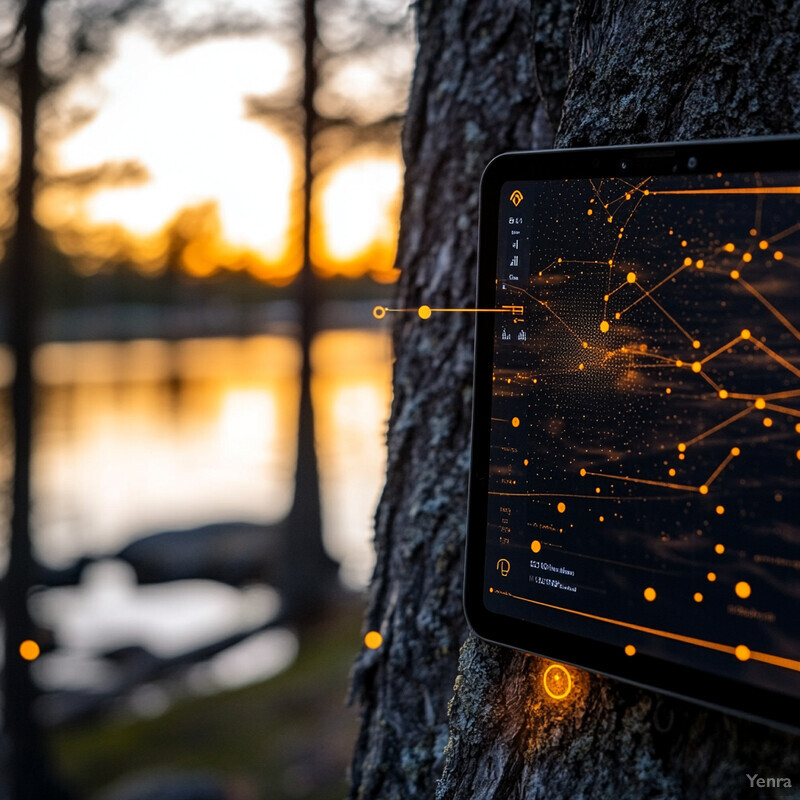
[759,239,769,250]
[740,329,751,340]
[731,446,740,457]
[715,543,725,554]
[418,305,432,320]
[511,416,520,427]
[715,508,725,518]
[749,226,756,234]
[364,631,383,650]
[603,294,609,301]
[587,208,593,215]
[796,423,800,434]
[754,397,766,409]
[730,269,740,279]
[735,581,751,599]
[696,259,704,269]
[735,644,751,661]
[763,417,773,428]
[675,359,684,367]
[578,363,585,370]
[19,640,40,661]
[691,361,702,373]
[666,387,672,394]
[523,459,529,466]
[626,271,636,283]
[372,305,387,319]
[679,453,685,460]
[557,502,566,513]
[719,389,729,399]
[643,189,650,195]
[600,320,610,333]
[579,468,586,476]
[644,587,657,602]
[678,443,687,452]
[608,259,613,265]
[692,340,701,349]
[694,592,704,603]
[742,252,752,263]
[582,341,588,348]
[683,257,693,266]
[668,468,676,477]
[531,540,542,553]
[699,485,709,495]
[543,663,572,699]
[599,516,605,522]
[707,571,717,582]
[625,193,631,200]
[774,250,784,260]
[681,240,687,247]
[615,312,621,319]
[723,242,735,252]
[625,644,636,656]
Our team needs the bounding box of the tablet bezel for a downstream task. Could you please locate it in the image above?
[464,137,800,733]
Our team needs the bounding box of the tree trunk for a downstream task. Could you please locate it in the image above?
[350,1,800,798]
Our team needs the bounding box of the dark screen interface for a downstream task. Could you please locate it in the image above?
[486,172,800,697]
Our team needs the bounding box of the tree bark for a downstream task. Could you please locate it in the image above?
[350,1,800,799]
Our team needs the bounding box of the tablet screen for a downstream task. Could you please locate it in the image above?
[468,143,800,725]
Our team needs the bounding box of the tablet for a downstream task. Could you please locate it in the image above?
[464,137,800,731]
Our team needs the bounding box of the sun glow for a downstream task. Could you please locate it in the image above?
[314,153,402,281]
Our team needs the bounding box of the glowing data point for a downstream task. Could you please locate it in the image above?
[418,305,432,320]
[625,644,636,656]
[579,468,587,476]
[678,443,687,452]
[724,242,735,252]
[719,389,729,399]
[692,340,701,349]
[740,329,751,340]
[735,644,751,662]
[742,253,752,263]
[759,239,769,250]
[19,640,40,661]
[684,257,693,267]
[557,502,566,513]
[644,587,657,602]
[364,631,383,650]
[707,571,717,582]
[715,507,725,517]
[511,416,520,428]
[523,459,529,466]
[372,306,387,319]
[694,592,704,603]
[531,540,542,554]
[735,581,751,599]
[691,361,702,373]
[754,397,766,409]
[774,250,784,260]
[696,259,704,269]
[626,272,636,283]
[587,208,593,215]
[543,663,572,699]
[763,417,773,428]
[699,485,709,495]
[715,542,725,553]
[731,447,741,456]
[668,468,676,477]
[600,320,610,333]
[730,270,740,279]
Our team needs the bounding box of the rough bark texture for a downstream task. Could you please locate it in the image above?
[351,1,800,799]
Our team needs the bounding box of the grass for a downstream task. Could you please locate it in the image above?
[49,598,365,800]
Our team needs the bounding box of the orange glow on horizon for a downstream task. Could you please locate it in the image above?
[3,28,405,285]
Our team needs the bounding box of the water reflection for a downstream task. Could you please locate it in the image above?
[2,329,390,709]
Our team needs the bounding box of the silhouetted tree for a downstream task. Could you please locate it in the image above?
[349,2,800,798]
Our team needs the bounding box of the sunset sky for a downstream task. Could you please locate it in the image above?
[1,2,412,283]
